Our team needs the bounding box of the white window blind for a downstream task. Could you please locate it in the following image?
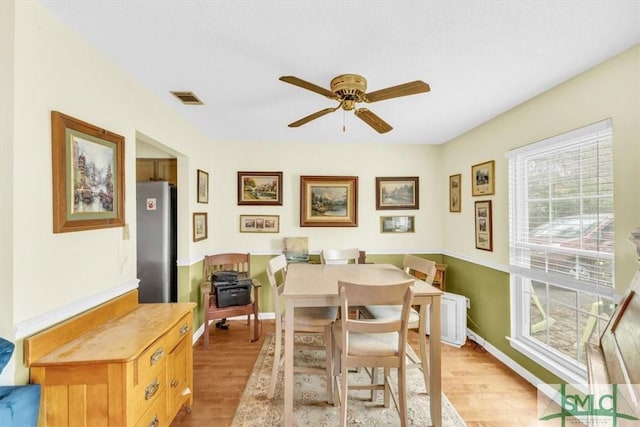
[507,119,615,382]
[508,119,615,293]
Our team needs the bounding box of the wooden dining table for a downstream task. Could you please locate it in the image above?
[282,262,443,426]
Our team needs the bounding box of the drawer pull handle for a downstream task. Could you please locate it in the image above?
[171,379,179,388]
[150,348,164,365]
[145,379,159,400]
[179,323,189,336]
[147,415,159,427]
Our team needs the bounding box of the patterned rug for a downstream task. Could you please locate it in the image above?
[232,333,467,426]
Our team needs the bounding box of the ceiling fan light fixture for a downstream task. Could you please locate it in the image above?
[330,74,367,103]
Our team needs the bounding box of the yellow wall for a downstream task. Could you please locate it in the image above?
[441,45,640,291]
[2,0,638,388]
[3,1,216,382]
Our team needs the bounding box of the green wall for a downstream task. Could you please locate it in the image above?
[180,252,564,385]
[443,255,563,385]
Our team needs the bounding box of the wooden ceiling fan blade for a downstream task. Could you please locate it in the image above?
[279,76,339,100]
[288,107,339,127]
[354,108,393,134]
[364,80,430,103]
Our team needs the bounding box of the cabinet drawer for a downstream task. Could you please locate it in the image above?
[165,313,192,351]
[131,366,166,421]
[137,334,169,381]
[134,390,167,427]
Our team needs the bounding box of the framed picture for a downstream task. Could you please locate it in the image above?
[380,215,415,233]
[239,215,280,233]
[474,200,493,251]
[237,171,283,205]
[449,174,461,212]
[193,212,208,242]
[197,169,209,203]
[375,176,419,210]
[300,175,358,227]
[51,111,125,233]
[471,160,495,196]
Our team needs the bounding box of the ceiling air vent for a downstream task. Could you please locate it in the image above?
[170,91,203,105]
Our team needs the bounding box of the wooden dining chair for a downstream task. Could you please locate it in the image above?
[320,248,361,264]
[332,279,415,427]
[266,254,337,403]
[320,248,365,319]
[199,253,261,350]
[361,254,437,393]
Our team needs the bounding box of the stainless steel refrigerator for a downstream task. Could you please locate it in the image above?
[136,181,177,303]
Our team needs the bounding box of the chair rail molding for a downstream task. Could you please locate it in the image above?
[14,279,139,340]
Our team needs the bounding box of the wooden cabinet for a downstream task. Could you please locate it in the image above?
[167,322,191,421]
[137,158,177,186]
[24,291,195,427]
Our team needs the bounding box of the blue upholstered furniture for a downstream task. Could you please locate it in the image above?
[0,337,40,427]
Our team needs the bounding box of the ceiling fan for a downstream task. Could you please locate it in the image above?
[279,74,430,134]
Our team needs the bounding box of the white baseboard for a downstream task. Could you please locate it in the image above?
[466,328,557,400]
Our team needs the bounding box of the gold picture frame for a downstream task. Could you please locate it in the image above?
[51,111,125,233]
[197,169,209,203]
[375,176,419,210]
[471,160,495,196]
[474,200,493,251]
[193,212,208,242]
[380,215,415,233]
[239,215,280,233]
[237,171,283,205]
[449,174,461,212]
[300,175,358,227]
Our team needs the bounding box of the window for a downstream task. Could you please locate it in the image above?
[507,119,614,384]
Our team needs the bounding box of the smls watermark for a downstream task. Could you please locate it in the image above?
[538,383,640,426]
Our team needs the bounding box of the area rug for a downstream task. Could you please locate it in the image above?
[231,333,467,426]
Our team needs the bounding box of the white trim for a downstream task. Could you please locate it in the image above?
[508,335,587,385]
[178,249,445,267]
[467,329,566,401]
[14,279,139,339]
[441,249,510,273]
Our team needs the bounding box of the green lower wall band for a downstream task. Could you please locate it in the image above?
[179,253,562,386]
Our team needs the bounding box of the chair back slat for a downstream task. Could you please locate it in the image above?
[203,253,251,280]
[338,279,414,335]
[321,248,361,264]
[402,254,437,285]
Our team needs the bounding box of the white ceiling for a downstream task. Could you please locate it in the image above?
[39,1,640,145]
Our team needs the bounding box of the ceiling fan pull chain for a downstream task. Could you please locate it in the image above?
[343,110,346,132]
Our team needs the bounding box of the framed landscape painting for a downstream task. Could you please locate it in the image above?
[300,175,358,227]
[375,177,419,210]
[237,171,283,205]
[51,111,125,233]
[471,160,495,196]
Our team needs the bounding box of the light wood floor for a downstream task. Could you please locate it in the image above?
[171,319,539,427]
